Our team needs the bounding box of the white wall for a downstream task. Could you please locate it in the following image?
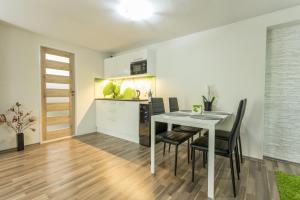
[0,22,106,150]
[117,6,300,159]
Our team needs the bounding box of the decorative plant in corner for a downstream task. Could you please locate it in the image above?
[4,102,36,151]
[202,86,215,111]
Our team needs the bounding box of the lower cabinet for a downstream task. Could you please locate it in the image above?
[96,100,140,143]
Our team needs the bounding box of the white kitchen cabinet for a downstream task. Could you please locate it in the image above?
[116,53,130,76]
[128,50,147,63]
[103,49,155,78]
[96,100,140,143]
[104,55,129,78]
[103,57,115,78]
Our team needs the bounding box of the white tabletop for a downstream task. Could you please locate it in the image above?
[152,111,230,129]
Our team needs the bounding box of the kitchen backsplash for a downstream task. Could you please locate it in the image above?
[95,76,156,100]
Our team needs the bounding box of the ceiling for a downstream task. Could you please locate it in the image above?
[0,0,300,53]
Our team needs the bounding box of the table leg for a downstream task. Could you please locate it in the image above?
[151,119,156,174]
[208,125,215,199]
[168,123,172,131]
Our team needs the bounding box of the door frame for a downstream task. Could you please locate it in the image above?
[40,46,75,143]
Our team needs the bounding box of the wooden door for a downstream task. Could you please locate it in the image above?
[40,47,75,141]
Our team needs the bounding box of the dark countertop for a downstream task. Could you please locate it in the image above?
[95,98,148,102]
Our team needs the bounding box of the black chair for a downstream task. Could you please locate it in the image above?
[151,97,192,176]
[169,97,179,112]
[169,97,202,133]
[204,99,247,163]
[168,97,203,156]
[191,99,245,197]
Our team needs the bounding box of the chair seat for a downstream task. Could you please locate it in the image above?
[173,125,201,134]
[156,131,192,145]
[190,136,229,156]
[204,129,231,140]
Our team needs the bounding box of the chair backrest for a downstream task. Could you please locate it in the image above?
[229,99,244,153]
[169,97,179,112]
[150,98,168,134]
[241,99,247,119]
[236,98,247,137]
[150,98,165,115]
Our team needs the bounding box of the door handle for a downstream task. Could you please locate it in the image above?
[71,91,75,96]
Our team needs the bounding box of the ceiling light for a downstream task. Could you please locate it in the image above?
[117,0,153,21]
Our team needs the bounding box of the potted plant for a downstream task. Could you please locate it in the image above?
[202,86,216,111]
[4,102,36,151]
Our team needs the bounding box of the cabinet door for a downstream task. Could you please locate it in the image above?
[104,56,130,78]
[104,58,114,78]
[114,101,139,142]
[104,49,155,78]
[119,54,130,76]
[114,55,126,77]
[96,100,139,143]
[96,101,117,133]
[110,57,121,78]
[128,50,147,63]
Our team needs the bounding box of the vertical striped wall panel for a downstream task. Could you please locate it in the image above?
[264,24,300,163]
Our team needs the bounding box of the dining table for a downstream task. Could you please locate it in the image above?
[150,110,231,199]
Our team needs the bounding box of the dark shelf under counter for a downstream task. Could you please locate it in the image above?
[95,98,148,102]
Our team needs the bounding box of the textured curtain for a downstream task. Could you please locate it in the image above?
[264,23,300,163]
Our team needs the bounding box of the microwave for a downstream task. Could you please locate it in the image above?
[130,60,147,75]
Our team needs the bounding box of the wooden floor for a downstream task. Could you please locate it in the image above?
[0,133,300,200]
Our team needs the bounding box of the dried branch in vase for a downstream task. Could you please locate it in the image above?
[0,114,6,125]
[4,102,37,134]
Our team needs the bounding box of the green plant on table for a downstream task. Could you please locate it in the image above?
[192,105,202,113]
[202,85,216,104]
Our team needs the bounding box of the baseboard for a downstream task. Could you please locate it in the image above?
[96,132,139,144]
[263,155,300,166]
[41,135,73,144]
[96,129,139,144]
[0,143,40,154]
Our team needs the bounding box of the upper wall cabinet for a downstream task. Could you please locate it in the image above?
[104,49,155,78]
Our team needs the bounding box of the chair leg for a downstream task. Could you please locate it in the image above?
[169,143,171,152]
[163,142,166,156]
[174,145,178,176]
[192,147,195,182]
[191,140,194,161]
[235,146,240,180]
[190,137,194,160]
[187,140,190,163]
[238,136,243,163]
[236,146,241,173]
[203,151,206,168]
[230,154,237,197]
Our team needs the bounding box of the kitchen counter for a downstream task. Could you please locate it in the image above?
[95,98,148,102]
[96,99,146,143]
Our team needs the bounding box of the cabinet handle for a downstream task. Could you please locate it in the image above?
[133,57,143,61]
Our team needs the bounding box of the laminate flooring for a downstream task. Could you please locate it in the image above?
[1,133,299,200]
